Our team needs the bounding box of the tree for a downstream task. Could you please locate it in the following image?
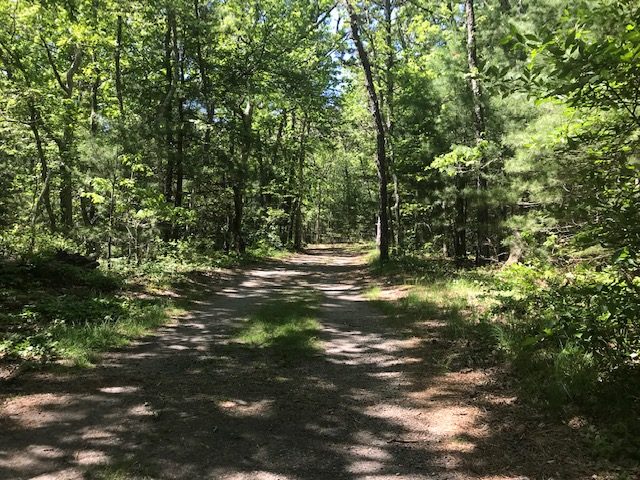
[345,0,390,262]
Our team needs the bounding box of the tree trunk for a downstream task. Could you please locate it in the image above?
[345,0,390,262]
[29,169,54,253]
[28,105,56,233]
[59,116,75,230]
[174,23,185,210]
[33,36,81,231]
[454,176,467,261]
[505,230,523,265]
[315,178,322,243]
[392,173,401,250]
[465,0,489,265]
[115,15,124,116]
[163,10,176,204]
[293,116,308,251]
[384,0,402,253]
[194,0,214,153]
[82,35,100,230]
[231,101,253,253]
[232,182,245,253]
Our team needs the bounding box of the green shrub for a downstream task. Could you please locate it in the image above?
[492,263,640,407]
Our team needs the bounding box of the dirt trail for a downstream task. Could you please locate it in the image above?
[1,246,597,480]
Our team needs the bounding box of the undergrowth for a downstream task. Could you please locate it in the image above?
[366,250,640,462]
[0,242,285,367]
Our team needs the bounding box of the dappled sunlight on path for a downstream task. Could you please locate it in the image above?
[1,246,594,480]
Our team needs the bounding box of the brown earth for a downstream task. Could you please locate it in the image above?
[0,246,615,480]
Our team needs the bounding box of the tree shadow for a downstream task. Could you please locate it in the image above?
[0,247,611,480]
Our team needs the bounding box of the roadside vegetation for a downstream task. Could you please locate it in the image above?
[0,240,283,369]
[366,250,640,463]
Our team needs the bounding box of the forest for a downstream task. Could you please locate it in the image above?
[1,0,639,477]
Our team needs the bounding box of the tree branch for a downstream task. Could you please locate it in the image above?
[41,38,70,95]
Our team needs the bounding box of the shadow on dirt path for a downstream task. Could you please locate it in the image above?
[0,246,601,480]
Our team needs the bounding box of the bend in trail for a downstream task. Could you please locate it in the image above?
[1,246,594,480]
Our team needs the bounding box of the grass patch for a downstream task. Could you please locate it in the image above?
[0,258,176,367]
[365,271,492,339]
[50,300,172,367]
[366,273,498,371]
[85,458,157,480]
[236,290,322,359]
[343,241,376,256]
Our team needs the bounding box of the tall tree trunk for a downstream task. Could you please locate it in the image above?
[315,178,322,243]
[174,22,185,210]
[194,0,214,156]
[59,159,72,227]
[175,96,184,208]
[345,0,390,262]
[384,0,402,253]
[85,0,100,232]
[82,34,100,229]
[56,45,82,230]
[454,176,467,261]
[231,101,253,253]
[293,116,308,251]
[465,0,489,265]
[232,182,245,253]
[392,173,401,249]
[115,14,124,117]
[163,10,176,204]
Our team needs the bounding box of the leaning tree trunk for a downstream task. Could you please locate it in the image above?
[28,104,56,233]
[345,0,390,262]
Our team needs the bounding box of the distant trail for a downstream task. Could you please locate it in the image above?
[0,246,597,480]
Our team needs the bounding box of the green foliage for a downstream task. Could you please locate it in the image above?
[0,258,169,366]
[0,0,639,462]
[493,263,640,400]
[488,260,640,460]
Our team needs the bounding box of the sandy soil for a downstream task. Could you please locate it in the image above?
[0,246,611,480]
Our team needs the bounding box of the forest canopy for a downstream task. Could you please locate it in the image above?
[0,0,638,267]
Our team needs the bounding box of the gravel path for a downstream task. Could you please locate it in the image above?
[0,246,599,480]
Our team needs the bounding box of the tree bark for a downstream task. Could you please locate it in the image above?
[174,19,185,209]
[163,10,176,204]
[83,6,100,230]
[194,0,215,166]
[454,175,467,261]
[231,100,253,253]
[115,14,124,116]
[384,0,402,253]
[345,0,390,262]
[465,0,489,265]
[293,116,308,251]
[28,105,57,233]
[42,42,82,230]
[232,182,245,253]
[1,46,57,233]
